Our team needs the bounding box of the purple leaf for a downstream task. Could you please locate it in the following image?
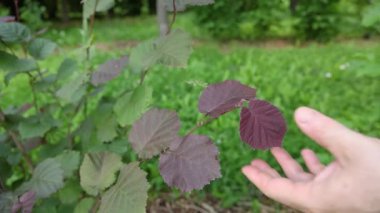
[0,16,15,23]
[240,99,287,149]
[129,108,180,159]
[159,135,221,192]
[11,191,36,213]
[198,80,256,118]
[91,56,128,86]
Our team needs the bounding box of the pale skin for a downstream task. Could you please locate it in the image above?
[242,107,380,213]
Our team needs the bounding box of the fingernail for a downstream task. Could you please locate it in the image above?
[296,107,315,124]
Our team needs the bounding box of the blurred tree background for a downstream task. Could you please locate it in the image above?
[1,0,380,41]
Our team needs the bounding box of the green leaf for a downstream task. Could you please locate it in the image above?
[77,117,103,152]
[0,50,37,73]
[58,180,82,204]
[79,152,122,196]
[114,84,152,126]
[56,73,88,104]
[33,75,57,92]
[83,0,115,19]
[129,39,157,73]
[0,192,16,213]
[129,30,192,73]
[155,29,192,67]
[18,114,57,139]
[57,58,78,81]
[18,158,64,198]
[98,162,149,213]
[0,22,31,43]
[93,103,118,142]
[74,198,94,213]
[362,2,380,27]
[89,138,129,155]
[28,38,57,60]
[55,150,80,178]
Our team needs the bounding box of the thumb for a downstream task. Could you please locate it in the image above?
[294,107,366,164]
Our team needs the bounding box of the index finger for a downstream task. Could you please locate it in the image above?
[242,164,313,210]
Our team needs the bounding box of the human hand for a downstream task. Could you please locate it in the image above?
[242,107,380,213]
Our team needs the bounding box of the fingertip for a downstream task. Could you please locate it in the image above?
[294,107,317,126]
[250,159,265,166]
[301,148,313,156]
[242,165,255,175]
[270,147,283,154]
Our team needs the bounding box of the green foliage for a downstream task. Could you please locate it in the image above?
[54,151,80,178]
[79,152,122,196]
[18,159,64,198]
[27,38,57,60]
[98,162,149,213]
[294,0,340,41]
[0,22,31,43]
[194,0,375,41]
[18,114,56,139]
[20,0,47,31]
[129,30,192,73]
[74,198,95,213]
[361,1,380,32]
[114,84,153,126]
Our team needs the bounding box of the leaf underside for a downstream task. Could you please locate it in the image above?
[129,29,192,73]
[79,152,122,196]
[114,84,152,126]
[91,55,128,86]
[129,108,180,159]
[17,158,64,198]
[159,135,221,192]
[98,162,149,213]
[240,99,287,149]
[198,80,256,118]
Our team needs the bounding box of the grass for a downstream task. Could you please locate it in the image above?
[2,13,380,211]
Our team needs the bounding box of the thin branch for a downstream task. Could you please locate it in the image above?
[9,131,34,173]
[0,176,4,192]
[168,0,177,34]
[13,0,20,22]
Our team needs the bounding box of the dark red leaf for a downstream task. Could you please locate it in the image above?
[0,16,15,23]
[240,99,287,149]
[11,191,36,213]
[159,135,221,192]
[129,108,180,159]
[91,56,128,86]
[198,80,256,118]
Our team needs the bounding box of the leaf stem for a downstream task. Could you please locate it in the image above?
[184,116,215,139]
[139,70,148,85]
[90,195,101,213]
[9,131,34,173]
[27,73,39,114]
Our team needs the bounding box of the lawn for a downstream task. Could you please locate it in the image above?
[2,13,380,211]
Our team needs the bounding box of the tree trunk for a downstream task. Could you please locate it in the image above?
[157,0,169,36]
[60,0,70,22]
